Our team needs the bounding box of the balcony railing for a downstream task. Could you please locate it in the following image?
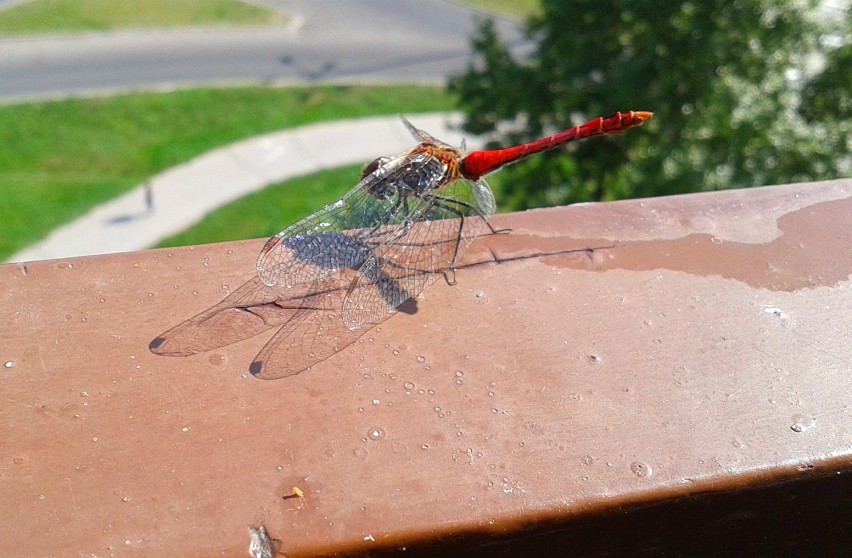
[2,179,850,557]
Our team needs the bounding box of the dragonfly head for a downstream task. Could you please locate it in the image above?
[361,157,390,180]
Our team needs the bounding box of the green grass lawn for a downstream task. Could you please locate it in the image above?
[0,85,456,260]
[0,0,283,35]
[461,0,540,19]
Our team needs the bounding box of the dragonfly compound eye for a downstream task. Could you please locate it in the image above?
[361,157,390,179]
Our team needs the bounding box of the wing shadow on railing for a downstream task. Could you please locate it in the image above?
[149,235,611,380]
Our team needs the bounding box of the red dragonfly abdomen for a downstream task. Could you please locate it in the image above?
[459,110,653,180]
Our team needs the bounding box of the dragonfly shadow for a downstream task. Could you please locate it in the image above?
[396,298,419,316]
[272,231,419,322]
[149,238,610,380]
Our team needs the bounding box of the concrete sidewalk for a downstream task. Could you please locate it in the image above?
[8,112,485,263]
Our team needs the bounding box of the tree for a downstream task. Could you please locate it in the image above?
[449,0,850,209]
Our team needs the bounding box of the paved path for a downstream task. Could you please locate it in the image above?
[7,113,487,263]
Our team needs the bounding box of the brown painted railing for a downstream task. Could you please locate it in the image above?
[2,179,850,557]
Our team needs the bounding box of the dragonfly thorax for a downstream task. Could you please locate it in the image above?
[362,145,457,202]
[395,155,450,197]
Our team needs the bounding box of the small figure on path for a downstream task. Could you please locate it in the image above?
[144,181,154,214]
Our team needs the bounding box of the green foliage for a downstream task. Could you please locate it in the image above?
[450,0,850,208]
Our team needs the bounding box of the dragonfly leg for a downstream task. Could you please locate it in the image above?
[442,267,459,286]
[399,196,414,233]
[430,194,509,236]
[428,198,473,271]
[429,195,511,271]
[363,194,408,239]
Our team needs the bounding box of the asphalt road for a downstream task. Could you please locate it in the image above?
[0,0,530,102]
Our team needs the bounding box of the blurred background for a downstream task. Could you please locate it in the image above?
[1,0,849,262]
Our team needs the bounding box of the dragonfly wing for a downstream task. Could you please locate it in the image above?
[249,275,370,379]
[149,276,285,357]
[341,179,495,329]
[472,178,496,215]
[257,154,422,288]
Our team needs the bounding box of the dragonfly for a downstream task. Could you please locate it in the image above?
[257,110,653,330]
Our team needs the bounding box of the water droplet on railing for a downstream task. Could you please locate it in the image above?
[790,414,815,432]
[630,461,652,478]
[367,427,386,441]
